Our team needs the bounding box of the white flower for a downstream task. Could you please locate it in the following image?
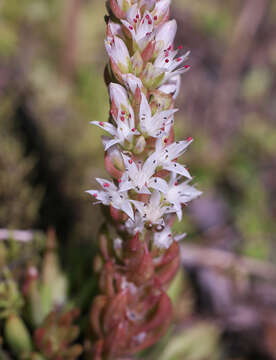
[91,83,139,150]
[105,36,131,73]
[139,92,178,138]
[151,0,171,21]
[165,173,202,220]
[154,47,191,83]
[125,211,145,234]
[158,74,181,99]
[155,19,177,52]
[109,83,131,111]
[153,138,193,178]
[131,191,174,225]
[153,226,186,249]
[119,154,168,194]
[121,10,154,50]
[86,178,134,220]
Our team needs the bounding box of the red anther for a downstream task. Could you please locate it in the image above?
[168,234,172,237]
[128,113,132,118]
[161,127,165,131]
[164,138,168,144]
[129,26,133,30]
[104,183,110,188]
[177,57,182,62]
[184,65,191,69]
[174,182,178,186]
[178,45,183,50]
[165,59,169,63]
[93,193,97,198]
[120,116,125,121]
[167,45,172,51]
[131,128,136,132]
[146,14,150,19]
[99,122,104,126]
[128,159,133,164]
[118,178,122,183]
[136,14,139,19]
[154,15,158,21]
[148,20,152,25]
[134,18,137,23]
[121,111,126,115]
[187,137,193,141]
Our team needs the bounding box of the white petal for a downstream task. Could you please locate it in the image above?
[121,201,134,220]
[122,73,143,94]
[148,177,168,193]
[156,20,177,51]
[90,121,117,136]
[109,83,129,110]
[163,162,192,179]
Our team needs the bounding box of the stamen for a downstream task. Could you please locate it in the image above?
[120,116,125,121]
[104,183,110,188]
[187,137,193,141]
[99,122,104,126]
[93,194,97,198]
[177,57,182,62]
[178,45,183,50]
[129,26,133,30]
[165,59,169,63]
[128,159,133,164]
[184,65,191,69]
[154,15,158,21]
[131,128,136,132]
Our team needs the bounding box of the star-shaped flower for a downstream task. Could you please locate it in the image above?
[121,8,154,51]
[131,191,174,225]
[119,154,168,194]
[91,83,139,150]
[139,92,178,138]
[86,178,134,220]
[152,138,193,178]
[165,173,202,220]
[153,225,186,249]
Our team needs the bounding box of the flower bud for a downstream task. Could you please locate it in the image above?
[4,315,32,357]
[131,51,144,77]
[133,135,146,154]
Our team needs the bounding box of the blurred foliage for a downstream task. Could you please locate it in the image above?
[0,0,276,359]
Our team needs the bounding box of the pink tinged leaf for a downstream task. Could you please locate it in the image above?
[141,40,156,63]
[110,0,126,19]
[104,152,123,179]
[90,295,108,336]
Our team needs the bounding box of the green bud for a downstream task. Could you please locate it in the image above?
[4,315,32,357]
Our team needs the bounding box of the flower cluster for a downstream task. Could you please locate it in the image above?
[87,0,201,249]
[87,0,201,358]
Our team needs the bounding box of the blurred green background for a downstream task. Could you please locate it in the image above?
[1,0,276,359]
